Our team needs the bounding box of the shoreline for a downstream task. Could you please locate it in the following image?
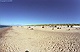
[0,27,11,38]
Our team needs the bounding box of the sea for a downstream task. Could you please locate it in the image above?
[0,25,10,28]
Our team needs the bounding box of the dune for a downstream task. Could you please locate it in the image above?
[0,26,80,52]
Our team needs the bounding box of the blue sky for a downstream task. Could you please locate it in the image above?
[0,0,80,25]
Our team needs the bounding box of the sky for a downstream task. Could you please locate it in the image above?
[0,0,80,25]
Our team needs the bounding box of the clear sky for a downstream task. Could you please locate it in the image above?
[0,0,80,25]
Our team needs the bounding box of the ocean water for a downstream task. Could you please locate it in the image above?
[0,25,9,28]
[0,26,6,28]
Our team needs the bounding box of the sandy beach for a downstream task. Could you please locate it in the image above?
[0,26,80,52]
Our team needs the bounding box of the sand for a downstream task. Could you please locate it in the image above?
[0,27,11,38]
[0,26,80,52]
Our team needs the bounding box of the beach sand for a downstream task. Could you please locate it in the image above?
[0,26,80,52]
